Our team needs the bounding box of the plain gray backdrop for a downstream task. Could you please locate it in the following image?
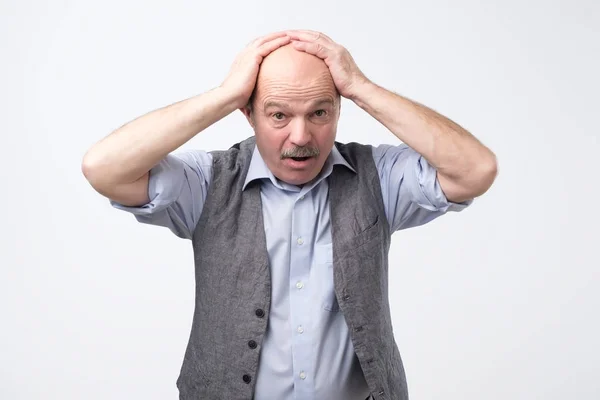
[1,0,598,399]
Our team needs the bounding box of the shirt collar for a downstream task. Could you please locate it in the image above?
[242,144,356,191]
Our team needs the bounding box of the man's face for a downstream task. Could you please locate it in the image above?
[243,45,340,186]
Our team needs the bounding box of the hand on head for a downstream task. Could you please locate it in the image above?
[220,31,292,109]
[285,30,369,99]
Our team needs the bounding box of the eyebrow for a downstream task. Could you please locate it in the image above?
[263,97,335,110]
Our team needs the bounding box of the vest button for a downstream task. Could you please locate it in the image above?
[255,309,265,318]
[248,340,257,349]
[243,374,252,384]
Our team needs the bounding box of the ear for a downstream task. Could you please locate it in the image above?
[239,106,255,129]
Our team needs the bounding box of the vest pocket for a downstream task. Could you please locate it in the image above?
[314,243,340,312]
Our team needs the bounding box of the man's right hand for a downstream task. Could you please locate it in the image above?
[220,32,291,109]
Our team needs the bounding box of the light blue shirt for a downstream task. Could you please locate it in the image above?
[112,142,469,400]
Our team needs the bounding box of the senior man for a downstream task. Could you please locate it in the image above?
[82,30,497,400]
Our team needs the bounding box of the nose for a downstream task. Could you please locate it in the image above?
[288,118,311,147]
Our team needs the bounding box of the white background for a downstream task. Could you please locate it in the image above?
[1,0,599,399]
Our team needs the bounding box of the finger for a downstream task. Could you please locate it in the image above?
[286,30,332,45]
[257,35,291,57]
[291,40,330,60]
[252,31,288,47]
[296,30,334,42]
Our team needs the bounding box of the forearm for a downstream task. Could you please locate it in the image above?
[82,86,239,187]
[351,81,497,199]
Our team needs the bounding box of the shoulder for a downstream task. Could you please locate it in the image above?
[334,141,377,172]
[209,136,256,169]
[335,140,374,157]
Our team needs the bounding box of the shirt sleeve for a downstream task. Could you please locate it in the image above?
[373,143,472,233]
[110,150,213,239]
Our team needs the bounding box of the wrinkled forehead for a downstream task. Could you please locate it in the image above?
[255,71,339,110]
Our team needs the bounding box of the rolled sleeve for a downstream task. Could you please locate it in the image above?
[406,151,472,213]
[373,143,472,233]
[110,150,213,239]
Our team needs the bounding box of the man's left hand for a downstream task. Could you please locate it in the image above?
[287,30,370,99]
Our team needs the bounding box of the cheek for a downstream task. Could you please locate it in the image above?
[313,124,337,146]
[255,127,287,156]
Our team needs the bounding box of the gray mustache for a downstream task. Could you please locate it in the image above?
[281,146,320,159]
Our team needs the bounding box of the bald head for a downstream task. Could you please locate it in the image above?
[259,44,330,81]
[249,44,339,111]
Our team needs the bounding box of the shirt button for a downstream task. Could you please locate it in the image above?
[300,195,305,200]
[296,281,304,289]
[297,326,304,334]
[299,371,306,380]
[297,237,304,245]
[255,309,265,318]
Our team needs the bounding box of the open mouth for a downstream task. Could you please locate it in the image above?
[290,157,311,162]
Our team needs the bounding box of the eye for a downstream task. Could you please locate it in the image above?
[272,112,285,120]
[314,109,327,117]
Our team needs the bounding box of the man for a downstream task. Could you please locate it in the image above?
[82,30,497,400]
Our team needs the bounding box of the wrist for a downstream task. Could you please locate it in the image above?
[214,85,247,112]
[347,78,377,106]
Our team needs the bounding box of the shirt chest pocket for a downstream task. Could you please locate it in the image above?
[313,243,340,312]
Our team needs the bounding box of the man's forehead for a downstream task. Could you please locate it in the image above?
[257,69,335,88]
[255,72,339,109]
[262,96,336,110]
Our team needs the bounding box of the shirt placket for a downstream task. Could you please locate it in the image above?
[289,188,315,398]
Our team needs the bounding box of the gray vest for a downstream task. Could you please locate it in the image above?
[176,137,408,400]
